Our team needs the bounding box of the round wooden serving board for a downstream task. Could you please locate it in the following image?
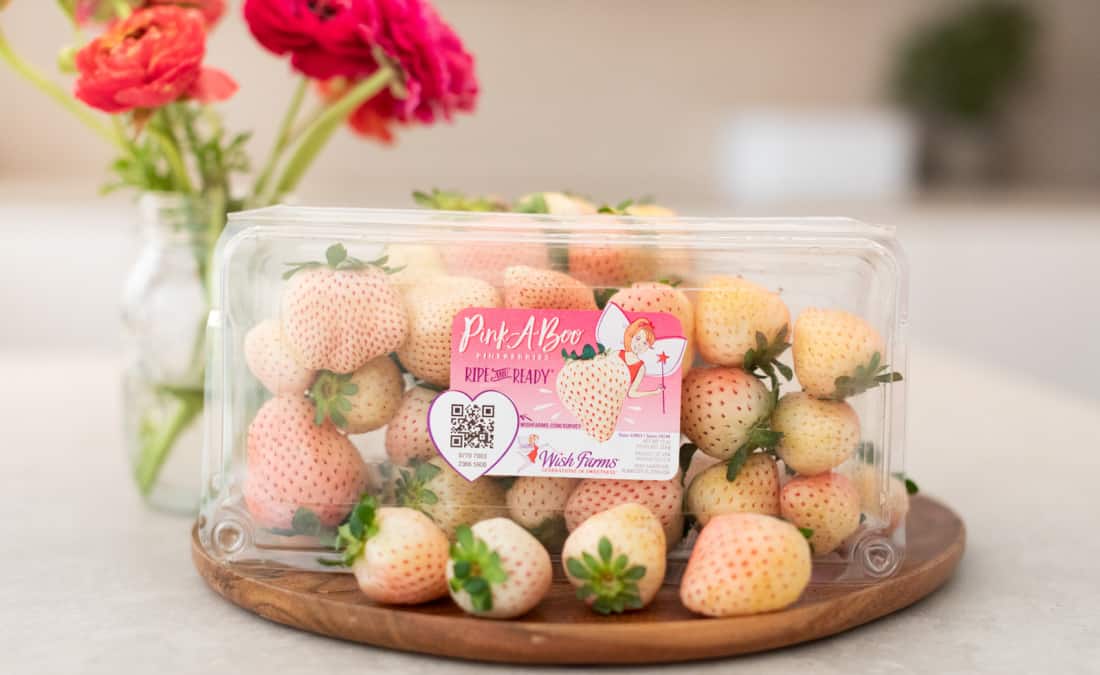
[192,495,964,664]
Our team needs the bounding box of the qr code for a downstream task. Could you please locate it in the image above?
[449,403,495,449]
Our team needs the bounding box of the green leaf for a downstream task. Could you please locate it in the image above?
[464,577,489,595]
[325,243,347,267]
[598,537,613,563]
[623,565,646,581]
[566,557,591,580]
[905,478,920,495]
[290,507,322,536]
[798,527,814,540]
[453,559,471,579]
[456,525,475,550]
[678,443,698,484]
[725,446,749,481]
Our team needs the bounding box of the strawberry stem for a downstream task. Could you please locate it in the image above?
[308,370,358,429]
[566,536,646,614]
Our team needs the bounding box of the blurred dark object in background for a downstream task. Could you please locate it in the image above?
[892,1,1038,186]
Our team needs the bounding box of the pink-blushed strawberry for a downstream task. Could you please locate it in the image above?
[771,392,860,475]
[680,513,811,617]
[244,396,368,529]
[243,319,316,395]
[568,242,658,289]
[323,494,449,605]
[502,265,596,310]
[280,243,408,374]
[446,519,552,619]
[695,276,790,369]
[384,385,439,465]
[562,503,666,614]
[506,477,580,548]
[792,308,902,399]
[394,458,507,539]
[555,344,630,443]
[680,367,778,460]
[564,478,684,547]
[441,243,551,288]
[686,453,780,526]
[780,472,862,555]
[853,466,917,533]
[308,355,404,434]
[397,275,501,387]
[607,281,695,373]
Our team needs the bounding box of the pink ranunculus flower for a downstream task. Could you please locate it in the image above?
[244,0,478,135]
[244,0,378,80]
[74,6,237,113]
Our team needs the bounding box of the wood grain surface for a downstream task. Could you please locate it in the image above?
[192,494,965,664]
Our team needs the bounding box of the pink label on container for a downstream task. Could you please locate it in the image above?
[430,304,686,481]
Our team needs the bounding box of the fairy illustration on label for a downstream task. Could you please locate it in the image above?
[596,303,688,413]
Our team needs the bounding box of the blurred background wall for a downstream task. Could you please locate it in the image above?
[0,1,1098,398]
[2,0,1099,204]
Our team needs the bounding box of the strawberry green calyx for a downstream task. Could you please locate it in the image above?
[678,443,699,483]
[283,243,402,280]
[307,371,357,428]
[893,472,920,495]
[561,343,607,361]
[319,494,381,567]
[593,288,619,309]
[413,188,507,212]
[743,327,794,394]
[528,516,570,549]
[395,460,442,511]
[830,352,903,400]
[514,193,548,214]
[798,526,816,554]
[725,424,783,481]
[449,525,509,612]
[567,536,647,615]
[596,199,635,214]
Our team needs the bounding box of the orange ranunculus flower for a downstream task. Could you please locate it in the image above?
[74,6,236,113]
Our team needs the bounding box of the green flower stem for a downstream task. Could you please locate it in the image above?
[250,78,309,205]
[135,388,204,496]
[0,27,123,151]
[270,66,396,201]
[149,110,194,193]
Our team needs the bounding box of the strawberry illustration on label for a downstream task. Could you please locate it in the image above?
[555,343,630,443]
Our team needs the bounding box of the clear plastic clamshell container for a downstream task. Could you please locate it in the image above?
[199,207,908,583]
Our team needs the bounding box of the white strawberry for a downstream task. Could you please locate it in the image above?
[555,344,630,443]
[771,392,860,475]
[686,452,780,526]
[564,478,684,547]
[384,244,445,288]
[384,385,440,465]
[308,355,405,434]
[680,513,811,616]
[397,275,501,387]
[243,319,316,395]
[506,477,579,547]
[780,472,862,555]
[562,503,666,614]
[792,308,902,399]
[695,276,790,369]
[502,265,596,310]
[244,396,368,529]
[606,281,695,374]
[446,519,552,619]
[280,243,408,374]
[853,465,916,533]
[394,457,507,539]
[680,367,777,460]
[323,495,450,605]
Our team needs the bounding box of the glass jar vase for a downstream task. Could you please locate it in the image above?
[122,193,221,514]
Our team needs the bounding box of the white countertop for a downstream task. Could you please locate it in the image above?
[1,345,1097,674]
